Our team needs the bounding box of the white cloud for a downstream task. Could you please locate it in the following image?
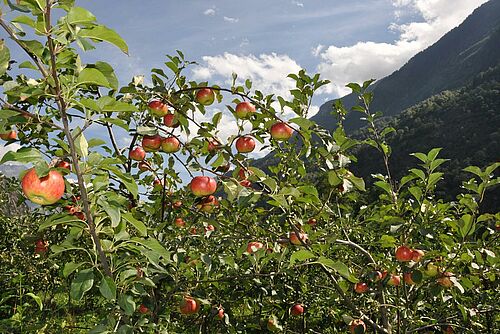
[292,0,304,7]
[204,8,216,16]
[192,52,302,99]
[223,16,239,23]
[315,0,488,97]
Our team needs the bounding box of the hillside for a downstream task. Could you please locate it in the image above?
[311,0,500,133]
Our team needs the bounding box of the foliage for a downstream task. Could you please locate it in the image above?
[0,1,498,333]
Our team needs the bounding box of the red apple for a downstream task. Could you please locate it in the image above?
[196,195,219,213]
[161,136,180,153]
[153,178,164,191]
[148,100,169,117]
[247,241,264,254]
[138,304,149,314]
[412,249,425,262]
[189,176,217,196]
[129,146,146,161]
[240,179,252,188]
[437,272,454,288]
[234,101,256,119]
[163,113,179,128]
[207,139,220,152]
[395,245,413,262]
[0,130,16,140]
[354,282,369,294]
[204,224,215,233]
[179,296,200,315]
[270,122,293,141]
[35,239,48,254]
[371,271,383,282]
[138,161,150,171]
[404,272,416,285]
[289,231,308,246]
[349,319,366,334]
[173,200,183,209]
[22,169,65,205]
[290,304,304,316]
[235,136,256,153]
[387,274,401,286]
[307,218,317,226]
[56,160,71,170]
[174,218,186,228]
[216,307,224,320]
[238,168,253,180]
[195,88,215,106]
[142,135,162,152]
[74,211,86,221]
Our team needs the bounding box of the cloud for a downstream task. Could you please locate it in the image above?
[315,0,488,97]
[0,143,20,160]
[223,16,239,23]
[192,52,302,99]
[292,0,304,7]
[204,8,216,16]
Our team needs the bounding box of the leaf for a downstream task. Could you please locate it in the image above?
[410,168,426,181]
[78,25,129,54]
[379,235,396,248]
[317,257,358,283]
[95,61,119,90]
[66,6,96,24]
[77,68,111,88]
[99,276,116,301]
[289,117,314,130]
[25,293,43,311]
[0,39,11,76]
[63,262,85,278]
[0,147,43,165]
[122,212,147,236]
[118,294,135,316]
[72,127,88,158]
[347,174,365,191]
[290,249,315,266]
[70,268,94,301]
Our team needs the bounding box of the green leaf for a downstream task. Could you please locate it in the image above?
[379,235,396,248]
[347,174,365,191]
[25,293,43,311]
[289,117,314,130]
[77,68,111,88]
[410,168,426,181]
[122,212,147,236]
[290,249,315,266]
[100,117,130,131]
[63,262,85,278]
[72,127,88,158]
[0,147,43,165]
[118,294,135,316]
[0,39,11,76]
[95,61,119,90]
[66,6,96,24]
[70,268,94,301]
[78,25,129,54]
[99,276,116,301]
[317,257,358,283]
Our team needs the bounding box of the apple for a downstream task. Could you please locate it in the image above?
[35,239,48,254]
[74,211,86,221]
[56,160,71,170]
[267,317,281,332]
[307,218,317,226]
[404,272,416,285]
[163,113,179,128]
[179,296,200,315]
[238,168,253,180]
[387,274,401,286]
[0,130,16,140]
[161,136,180,153]
[290,304,304,316]
[196,195,219,213]
[204,224,215,233]
[207,139,220,152]
[189,227,198,235]
[240,179,252,188]
[247,241,264,254]
[424,263,439,277]
[235,136,256,153]
[129,146,146,161]
[148,100,169,117]
[437,272,454,288]
[142,135,162,152]
[216,307,224,320]
[412,249,425,262]
[270,122,293,141]
[234,101,256,119]
[22,169,65,205]
[153,178,164,191]
[444,325,454,334]
[395,245,414,262]
[195,88,215,106]
[174,218,186,228]
[138,304,149,314]
[173,200,183,209]
[349,319,366,334]
[354,282,369,293]
[189,176,217,196]
[138,161,150,171]
[370,271,383,282]
[289,231,308,246]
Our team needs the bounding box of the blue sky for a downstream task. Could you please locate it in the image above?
[0,0,489,164]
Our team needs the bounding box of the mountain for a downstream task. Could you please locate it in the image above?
[311,0,500,133]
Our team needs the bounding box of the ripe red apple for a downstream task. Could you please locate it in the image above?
[173,200,183,209]
[189,176,217,196]
[22,169,65,205]
[235,136,256,153]
[238,168,253,180]
[436,272,454,288]
[195,88,215,106]
[289,231,308,245]
[247,241,264,254]
[148,100,169,117]
[387,274,401,286]
[216,307,224,320]
[395,245,414,262]
[138,304,149,314]
[412,249,425,262]
[403,272,416,285]
[174,218,185,228]
[207,139,220,152]
[35,239,48,254]
[161,136,180,153]
[153,178,164,191]
[196,195,219,213]
[349,319,366,334]
[142,135,162,152]
[371,271,383,282]
[234,101,256,119]
[307,218,317,226]
[138,161,150,171]
[204,224,215,233]
[163,113,179,128]
[0,130,16,140]
[270,122,293,141]
[56,160,71,170]
[129,146,146,161]
[240,179,252,188]
[290,304,304,316]
[179,296,200,315]
[354,282,369,293]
